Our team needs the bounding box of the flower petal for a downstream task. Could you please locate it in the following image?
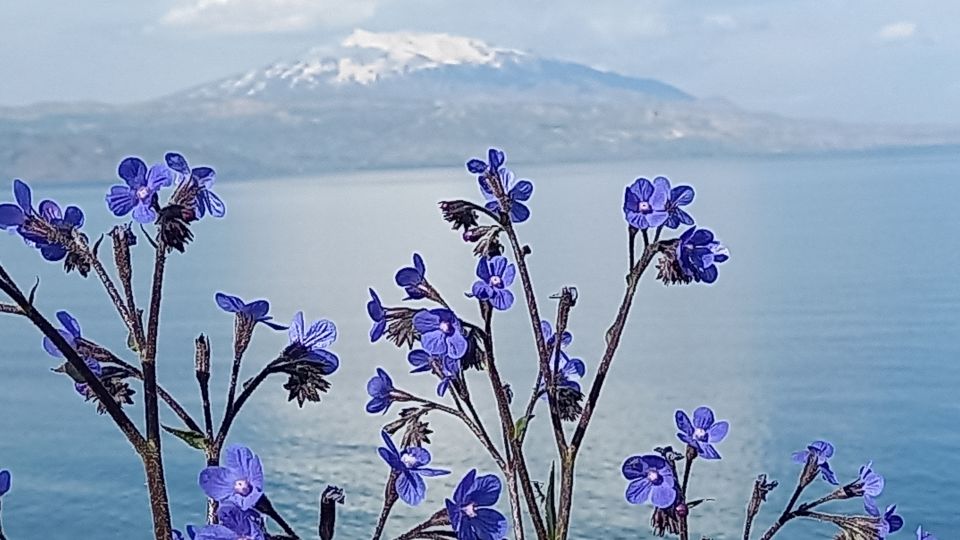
[304,318,337,348]
[306,349,339,375]
[198,466,237,502]
[467,473,502,507]
[396,471,427,506]
[707,421,729,443]
[509,201,530,223]
[412,310,440,333]
[39,200,62,221]
[106,186,137,217]
[404,447,432,468]
[0,204,25,228]
[675,410,694,435]
[132,202,157,224]
[215,293,245,313]
[453,469,477,504]
[287,311,305,343]
[447,331,468,359]
[63,206,84,228]
[510,180,534,202]
[692,406,715,429]
[56,311,82,339]
[650,484,677,508]
[147,163,174,189]
[625,478,652,504]
[118,157,147,188]
[13,179,32,212]
[224,445,264,490]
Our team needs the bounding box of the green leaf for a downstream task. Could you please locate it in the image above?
[513,414,533,442]
[162,425,207,451]
[545,461,557,540]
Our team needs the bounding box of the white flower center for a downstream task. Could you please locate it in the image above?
[463,503,478,518]
[234,479,251,495]
[439,321,451,334]
[490,275,502,287]
[400,453,418,467]
[693,427,707,440]
[136,186,150,200]
[646,470,660,483]
[638,201,651,213]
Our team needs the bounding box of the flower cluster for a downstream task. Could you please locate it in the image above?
[0,180,89,275]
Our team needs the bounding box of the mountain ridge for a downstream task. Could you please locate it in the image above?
[0,29,957,182]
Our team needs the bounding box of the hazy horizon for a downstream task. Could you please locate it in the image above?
[1,1,958,124]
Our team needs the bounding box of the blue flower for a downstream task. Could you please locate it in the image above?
[445,469,508,540]
[285,311,339,374]
[0,469,10,497]
[193,501,265,540]
[198,445,265,511]
[623,177,669,230]
[0,179,33,231]
[465,148,504,175]
[538,320,584,396]
[917,525,937,540]
[367,288,387,342]
[469,256,516,311]
[413,309,467,359]
[622,454,677,508]
[106,157,174,223]
[857,461,885,515]
[675,406,729,460]
[165,152,226,219]
[677,226,728,284]
[40,311,102,396]
[868,504,904,538]
[792,440,839,485]
[215,292,287,330]
[469,148,533,223]
[378,431,450,506]
[395,253,427,300]
[665,183,695,229]
[35,199,86,262]
[366,368,396,414]
[408,349,461,397]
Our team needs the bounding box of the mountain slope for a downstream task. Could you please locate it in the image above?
[0,30,956,182]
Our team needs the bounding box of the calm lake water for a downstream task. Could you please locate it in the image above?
[0,152,958,539]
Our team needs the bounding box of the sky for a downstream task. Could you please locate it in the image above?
[0,0,958,124]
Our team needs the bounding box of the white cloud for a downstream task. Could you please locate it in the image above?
[877,21,917,41]
[160,0,377,33]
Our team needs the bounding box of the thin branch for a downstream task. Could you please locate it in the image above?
[216,358,282,447]
[0,263,146,451]
[142,246,168,446]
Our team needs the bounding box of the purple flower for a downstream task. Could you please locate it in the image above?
[193,501,265,540]
[198,444,265,510]
[40,311,102,396]
[445,469,508,540]
[215,293,287,330]
[165,152,226,219]
[35,200,86,262]
[675,406,729,460]
[677,226,729,284]
[378,431,450,506]
[917,525,937,540]
[538,320,584,396]
[41,310,83,358]
[622,455,677,508]
[465,148,505,175]
[541,320,572,351]
[868,504,904,538]
[664,183,695,229]
[470,256,516,311]
[623,177,669,230]
[284,311,339,374]
[395,253,427,300]
[366,368,395,414]
[367,288,387,342]
[413,309,467,360]
[857,461,885,515]
[792,440,839,485]
[106,157,174,223]
[0,469,10,497]
[469,147,533,223]
[408,349,461,397]
[0,179,33,231]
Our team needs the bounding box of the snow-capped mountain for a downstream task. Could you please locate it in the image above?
[1,29,957,182]
[181,29,691,102]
